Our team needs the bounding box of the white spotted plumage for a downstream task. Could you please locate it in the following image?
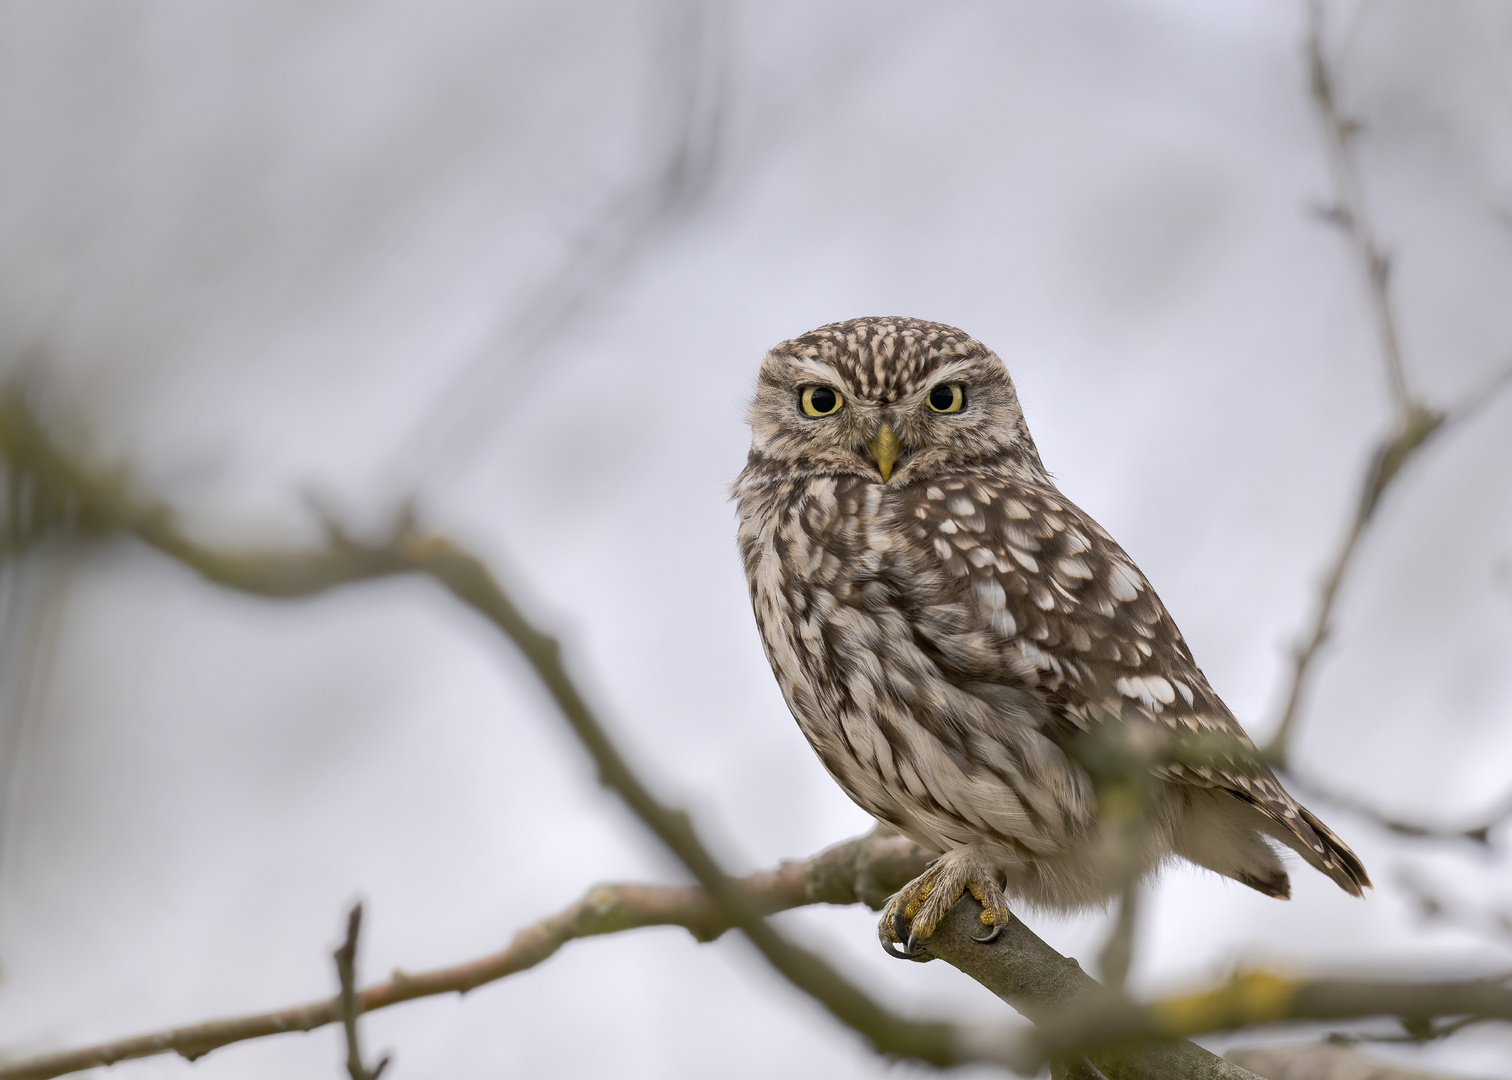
[734,318,1368,939]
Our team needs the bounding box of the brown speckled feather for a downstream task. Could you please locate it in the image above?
[885,474,1368,895]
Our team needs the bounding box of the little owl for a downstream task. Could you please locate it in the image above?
[733,317,1368,958]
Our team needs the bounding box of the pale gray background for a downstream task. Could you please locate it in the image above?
[1,1,1511,1077]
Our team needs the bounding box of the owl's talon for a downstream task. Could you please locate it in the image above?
[877,843,1010,959]
[880,907,931,960]
[880,932,931,962]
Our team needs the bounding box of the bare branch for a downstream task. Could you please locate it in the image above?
[927,901,1258,1080]
[1262,399,1444,767]
[1227,1040,1500,1080]
[1303,0,1410,417]
[1287,772,1512,847]
[0,829,931,1080]
[1396,865,1512,947]
[1263,0,1431,766]
[1261,359,1512,768]
[1018,962,1512,1068]
[1266,0,1512,769]
[392,1,728,480]
[1098,885,1139,993]
[333,905,390,1080]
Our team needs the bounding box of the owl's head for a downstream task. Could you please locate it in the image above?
[743,317,1048,487]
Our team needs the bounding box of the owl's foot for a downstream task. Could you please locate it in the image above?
[877,844,1010,961]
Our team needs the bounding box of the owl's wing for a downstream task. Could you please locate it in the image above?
[886,473,1368,894]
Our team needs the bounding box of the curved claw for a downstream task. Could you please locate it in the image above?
[880,935,930,961]
[971,922,1004,945]
[880,909,932,962]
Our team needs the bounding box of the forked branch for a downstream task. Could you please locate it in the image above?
[1263,2,1512,769]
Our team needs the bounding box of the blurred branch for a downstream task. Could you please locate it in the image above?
[1290,773,1512,847]
[1262,0,1512,768]
[1019,965,1512,1067]
[333,905,390,1080]
[0,829,929,1080]
[1098,885,1139,993]
[1263,351,1512,776]
[1260,400,1440,768]
[395,0,728,478]
[1396,865,1512,946]
[1227,1040,1499,1080]
[1303,0,1409,416]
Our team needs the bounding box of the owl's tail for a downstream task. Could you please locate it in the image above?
[1278,804,1372,897]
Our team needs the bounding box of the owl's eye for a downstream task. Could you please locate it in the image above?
[800,386,844,417]
[928,384,966,413]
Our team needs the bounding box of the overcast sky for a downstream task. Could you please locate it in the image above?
[2,2,1511,1077]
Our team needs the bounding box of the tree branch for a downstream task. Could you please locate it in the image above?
[926,900,1257,1080]
[0,829,931,1080]
[1262,2,1512,768]
[1227,1040,1501,1080]
[1303,0,1409,417]
[1020,965,1512,1066]
[1288,773,1512,847]
[333,904,390,1080]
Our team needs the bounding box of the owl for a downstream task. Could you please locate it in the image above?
[733,317,1369,958]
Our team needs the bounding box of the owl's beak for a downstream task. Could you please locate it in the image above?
[868,422,900,482]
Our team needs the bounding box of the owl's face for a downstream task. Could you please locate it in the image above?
[744,317,1046,487]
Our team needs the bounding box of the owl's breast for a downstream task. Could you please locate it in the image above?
[736,471,1098,862]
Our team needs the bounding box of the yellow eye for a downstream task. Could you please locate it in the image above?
[801,385,844,417]
[928,383,966,413]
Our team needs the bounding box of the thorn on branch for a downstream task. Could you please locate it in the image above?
[334,904,391,1080]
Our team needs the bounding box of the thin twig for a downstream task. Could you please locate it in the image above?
[1265,0,1428,766]
[1304,0,1410,417]
[1263,357,1512,768]
[1396,865,1512,947]
[1289,771,1512,846]
[391,1,727,480]
[333,904,390,1080]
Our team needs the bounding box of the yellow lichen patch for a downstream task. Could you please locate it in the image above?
[1149,971,1299,1035]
